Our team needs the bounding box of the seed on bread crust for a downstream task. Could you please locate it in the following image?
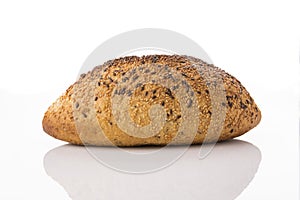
[42,55,261,146]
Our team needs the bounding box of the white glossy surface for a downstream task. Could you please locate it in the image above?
[44,141,261,200]
[0,1,298,199]
[44,140,261,200]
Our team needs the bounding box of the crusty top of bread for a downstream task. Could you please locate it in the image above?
[43,55,261,146]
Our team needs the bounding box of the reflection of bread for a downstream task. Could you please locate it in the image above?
[42,55,261,146]
[44,141,261,199]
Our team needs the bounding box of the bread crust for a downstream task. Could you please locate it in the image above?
[42,55,261,146]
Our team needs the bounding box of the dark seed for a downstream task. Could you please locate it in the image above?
[75,102,79,109]
[208,110,212,115]
[119,88,126,95]
[126,90,132,96]
[222,102,226,106]
[138,67,144,72]
[164,73,175,81]
[152,56,158,63]
[141,85,145,91]
[205,90,209,94]
[135,83,142,88]
[108,77,113,82]
[226,95,232,100]
[122,77,129,82]
[181,73,187,77]
[230,129,233,133]
[228,102,233,108]
[109,121,113,125]
[141,60,145,64]
[152,95,157,99]
[145,91,148,96]
[131,68,136,75]
[240,102,247,109]
[94,96,98,101]
[98,82,101,86]
[187,99,193,108]
[132,75,139,81]
[177,115,181,119]
[165,88,174,99]
[82,113,87,118]
[161,101,165,106]
[170,109,173,115]
[197,91,201,95]
[153,89,157,94]
[80,73,86,78]
[171,85,179,90]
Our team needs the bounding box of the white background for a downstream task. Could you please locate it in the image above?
[0,0,299,199]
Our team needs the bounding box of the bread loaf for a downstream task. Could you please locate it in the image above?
[42,55,261,146]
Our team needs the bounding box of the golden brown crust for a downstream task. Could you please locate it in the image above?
[42,55,261,146]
